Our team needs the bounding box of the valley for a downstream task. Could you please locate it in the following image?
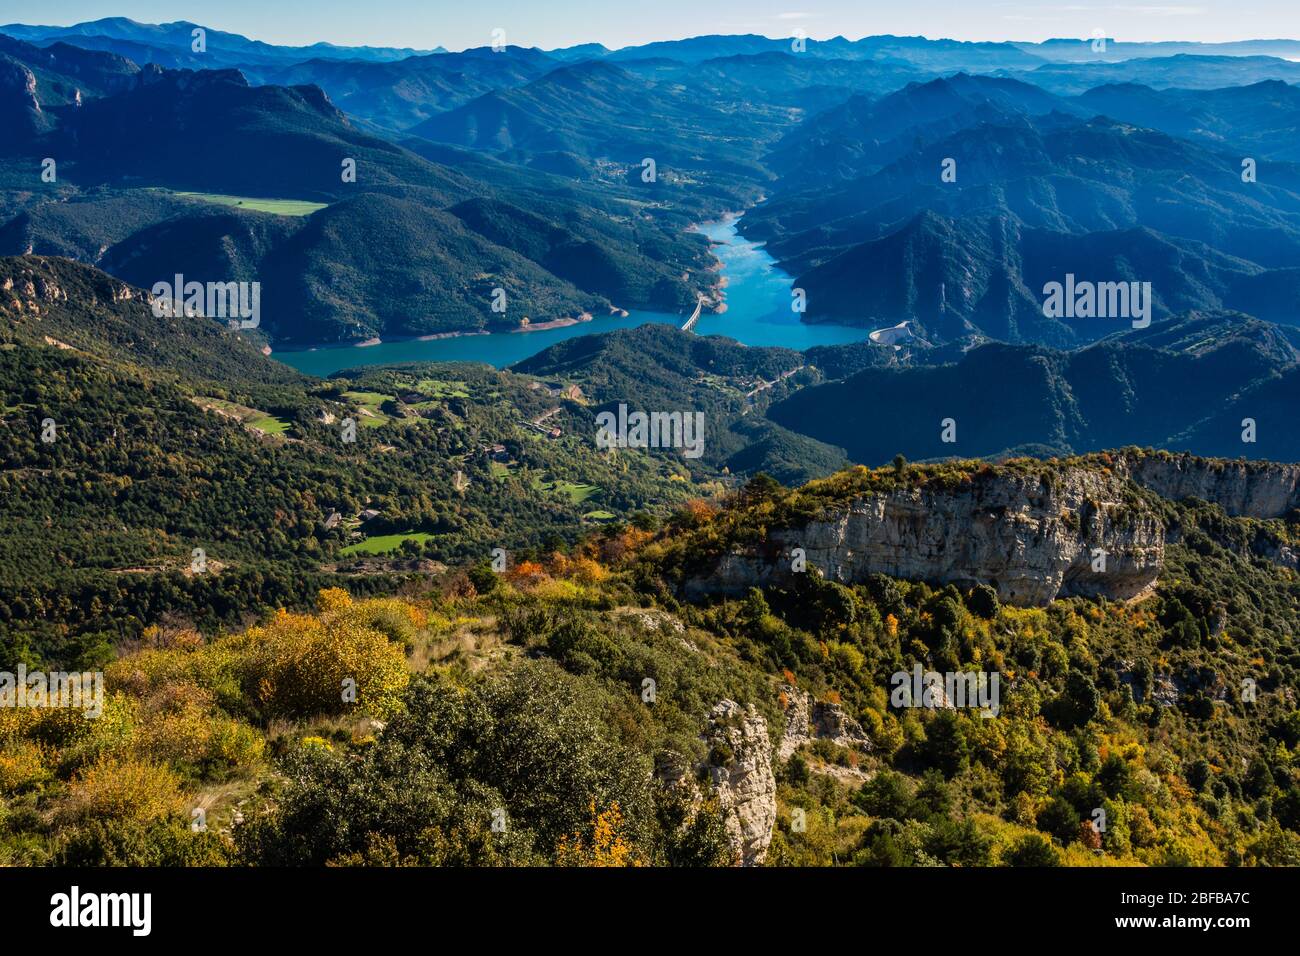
[1,8,1300,884]
[275,216,870,374]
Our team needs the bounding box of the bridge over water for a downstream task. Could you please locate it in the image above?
[681,295,705,333]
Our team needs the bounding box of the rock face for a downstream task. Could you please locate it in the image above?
[1253,538,1300,571]
[1120,452,1300,519]
[0,58,46,136]
[778,683,872,761]
[1,258,137,318]
[688,466,1165,607]
[703,700,776,867]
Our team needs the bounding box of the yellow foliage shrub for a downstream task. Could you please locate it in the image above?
[205,720,265,767]
[0,739,51,793]
[0,697,98,748]
[555,802,643,867]
[570,557,608,585]
[529,578,584,603]
[105,644,242,705]
[57,693,140,769]
[316,587,353,613]
[343,597,426,645]
[135,691,263,771]
[60,756,186,824]
[108,592,412,723]
[225,601,410,720]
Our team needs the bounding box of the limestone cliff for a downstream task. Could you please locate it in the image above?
[702,700,776,866]
[778,683,873,761]
[688,466,1165,607]
[0,58,46,136]
[1119,452,1300,519]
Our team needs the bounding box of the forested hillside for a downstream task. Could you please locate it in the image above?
[6,456,1300,867]
[0,43,720,343]
[0,257,707,664]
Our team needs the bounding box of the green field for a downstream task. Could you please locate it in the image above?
[340,531,434,556]
[195,397,290,435]
[247,413,290,435]
[341,391,393,427]
[173,191,328,217]
[533,477,599,504]
[413,378,472,399]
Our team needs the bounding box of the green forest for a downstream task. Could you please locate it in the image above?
[4,256,1300,867]
[4,471,1300,866]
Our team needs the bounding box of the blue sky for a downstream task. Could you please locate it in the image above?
[1,0,1296,50]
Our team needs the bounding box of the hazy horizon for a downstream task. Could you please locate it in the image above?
[3,1,1300,53]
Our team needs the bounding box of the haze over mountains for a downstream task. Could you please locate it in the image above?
[0,16,441,69]
[744,72,1300,343]
[3,15,1300,459]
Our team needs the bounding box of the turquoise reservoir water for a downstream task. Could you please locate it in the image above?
[275,217,868,376]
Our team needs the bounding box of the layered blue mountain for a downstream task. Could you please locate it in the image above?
[0,47,716,343]
[5,19,1300,365]
[741,76,1300,342]
[0,16,439,68]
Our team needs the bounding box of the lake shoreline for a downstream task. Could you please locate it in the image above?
[276,311,624,355]
[275,217,869,376]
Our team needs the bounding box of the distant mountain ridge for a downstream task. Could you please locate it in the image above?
[0,42,718,343]
[0,16,441,67]
[8,19,1300,68]
[6,19,1300,356]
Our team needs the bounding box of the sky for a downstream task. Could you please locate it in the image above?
[0,0,1297,51]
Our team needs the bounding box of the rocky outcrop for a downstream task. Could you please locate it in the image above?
[1252,537,1300,571]
[702,700,776,867]
[2,268,69,317]
[778,683,872,760]
[1120,452,1300,519]
[688,466,1164,607]
[0,56,46,136]
[1149,675,1181,707]
[1,258,139,318]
